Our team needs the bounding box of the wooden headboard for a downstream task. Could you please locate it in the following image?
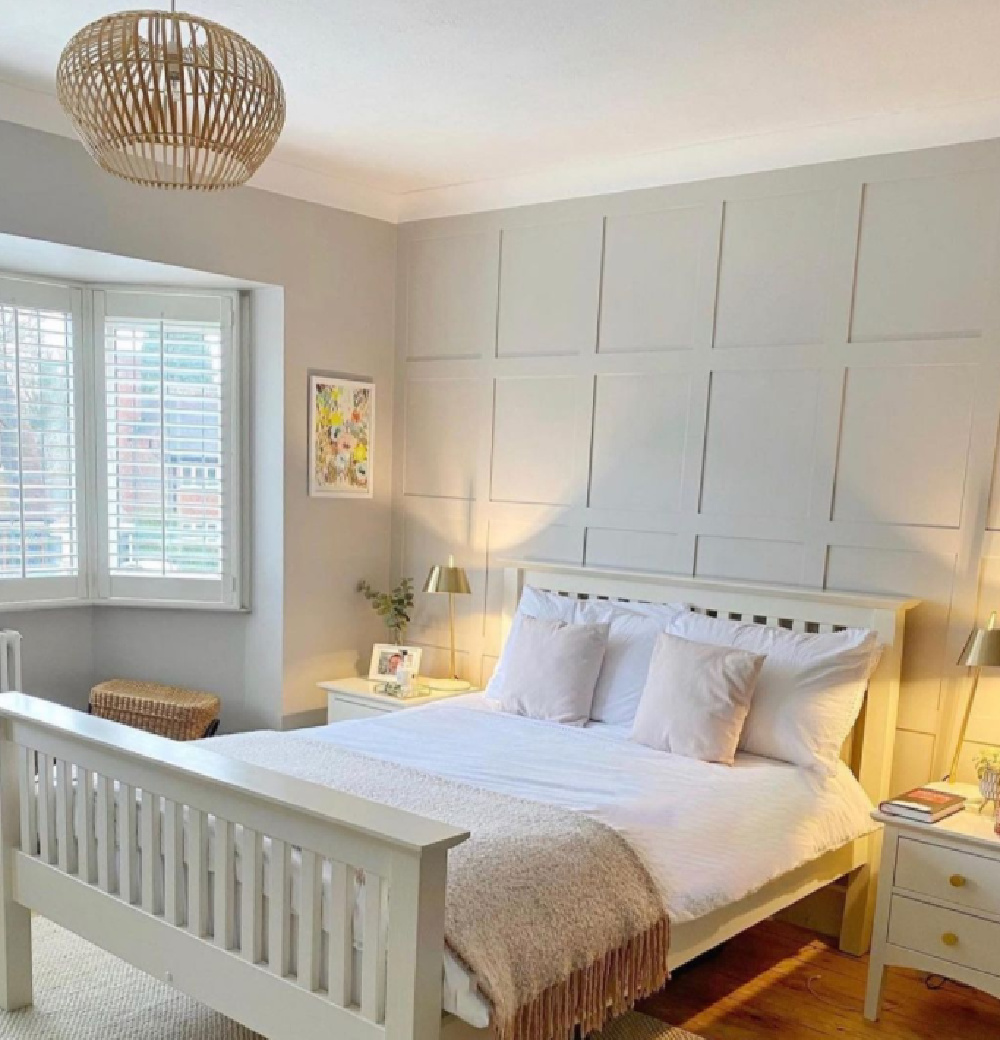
[499,561,918,806]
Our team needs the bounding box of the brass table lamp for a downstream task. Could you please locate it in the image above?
[948,611,1000,783]
[423,556,472,692]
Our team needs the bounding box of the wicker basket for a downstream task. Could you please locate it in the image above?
[90,680,220,741]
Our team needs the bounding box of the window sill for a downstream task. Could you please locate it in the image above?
[0,598,250,614]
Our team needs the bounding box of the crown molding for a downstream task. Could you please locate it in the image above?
[5,77,1000,227]
[394,96,1000,222]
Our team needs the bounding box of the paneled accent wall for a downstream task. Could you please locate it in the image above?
[392,140,1000,792]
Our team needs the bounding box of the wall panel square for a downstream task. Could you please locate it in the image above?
[826,544,956,735]
[585,528,685,574]
[889,730,937,799]
[404,378,480,499]
[833,365,975,528]
[714,190,836,348]
[401,497,481,649]
[491,376,587,505]
[695,535,804,584]
[590,372,691,512]
[405,233,499,358]
[600,207,707,352]
[852,170,998,342]
[497,220,603,357]
[700,369,820,520]
[484,520,584,653]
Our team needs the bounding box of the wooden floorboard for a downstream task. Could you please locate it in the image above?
[639,919,1000,1039]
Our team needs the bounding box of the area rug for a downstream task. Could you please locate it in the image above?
[0,917,705,1040]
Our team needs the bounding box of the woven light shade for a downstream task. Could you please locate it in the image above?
[56,9,285,191]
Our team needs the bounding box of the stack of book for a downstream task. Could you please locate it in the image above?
[879,787,966,824]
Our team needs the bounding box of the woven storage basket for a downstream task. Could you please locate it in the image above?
[90,680,220,741]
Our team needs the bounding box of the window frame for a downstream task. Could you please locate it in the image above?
[0,273,247,613]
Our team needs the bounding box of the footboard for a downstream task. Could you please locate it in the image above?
[0,693,469,1040]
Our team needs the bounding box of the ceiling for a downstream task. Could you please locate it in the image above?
[2,1,1000,222]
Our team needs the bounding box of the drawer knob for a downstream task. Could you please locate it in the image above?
[949,874,967,888]
[942,932,960,947]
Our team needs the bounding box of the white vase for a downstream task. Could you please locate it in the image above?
[980,767,1000,807]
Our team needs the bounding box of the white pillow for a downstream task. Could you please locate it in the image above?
[631,632,764,765]
[666,612,880,772]
[573,599,688,726]
[517,585,577,623]
[489,614,609,726]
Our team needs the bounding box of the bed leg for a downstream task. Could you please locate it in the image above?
[0,721,32,1009]
[839,834,880,956]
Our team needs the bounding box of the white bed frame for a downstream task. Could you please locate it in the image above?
[0,562,916,1040]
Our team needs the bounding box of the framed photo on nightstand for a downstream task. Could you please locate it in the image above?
[368,644,422,680]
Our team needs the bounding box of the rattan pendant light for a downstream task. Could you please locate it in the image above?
[56,2,285,190]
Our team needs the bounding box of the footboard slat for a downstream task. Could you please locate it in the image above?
[37,753,55,865]
[95,775,115,893]
[188,809,209,937]
[214,817,235,950]
[55,760,75,875]
[140,790,162,915]
[16,747,35,858]
[163,799,185,926]
[328,860,353,1006]
[298,850,322,992]
[362,872,387,1024]
[120,783,139,904]
[269,837,290,978]
[78,769,96,884]
[240,827,263,964]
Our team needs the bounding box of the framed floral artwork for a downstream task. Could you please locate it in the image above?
[309,374,374,498]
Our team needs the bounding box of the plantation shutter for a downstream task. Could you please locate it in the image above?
[95,290,240,606]
[0,277,85,604]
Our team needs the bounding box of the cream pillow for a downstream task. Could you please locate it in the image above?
[631,632,764,764]
[489,614,609,726]
[666,612,880,772]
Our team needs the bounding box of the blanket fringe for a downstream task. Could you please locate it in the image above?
[492,917,670,1040]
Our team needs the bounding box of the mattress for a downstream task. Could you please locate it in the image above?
[69,694,875,1028]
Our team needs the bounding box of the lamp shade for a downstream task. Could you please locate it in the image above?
[958,627,1000,668]
[423,564,471,595]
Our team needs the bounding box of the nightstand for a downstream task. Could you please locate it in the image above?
[865,807,1000,1020]
[318,676,476,724]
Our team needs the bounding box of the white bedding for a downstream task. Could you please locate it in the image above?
[298,693,876,924]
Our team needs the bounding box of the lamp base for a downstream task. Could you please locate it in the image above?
[420,677,473,693]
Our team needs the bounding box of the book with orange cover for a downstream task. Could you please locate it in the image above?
[879,787,965,824]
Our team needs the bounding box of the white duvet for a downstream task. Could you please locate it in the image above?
[299,693,876,924]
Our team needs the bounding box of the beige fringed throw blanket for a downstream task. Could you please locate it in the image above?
[209,732,669,1040]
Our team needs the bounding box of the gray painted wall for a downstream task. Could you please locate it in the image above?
[393,138,1000,791]
[0,120,397,731]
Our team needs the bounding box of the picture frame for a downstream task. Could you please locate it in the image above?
[309,373,374,498]
[368,644,422,681]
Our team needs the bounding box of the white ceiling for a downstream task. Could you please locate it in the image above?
[2,1,1000,222]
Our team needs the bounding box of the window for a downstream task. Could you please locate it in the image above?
[0,276,243,610]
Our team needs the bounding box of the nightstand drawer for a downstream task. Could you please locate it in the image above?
[327,698,388,723]
[888,895,1000,977]
[895,836,1000,917]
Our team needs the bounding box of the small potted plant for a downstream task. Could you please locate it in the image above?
[974,748,1000,811]
[356,577,414,645]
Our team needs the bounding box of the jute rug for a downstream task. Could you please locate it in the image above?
[0,917,705,1040]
